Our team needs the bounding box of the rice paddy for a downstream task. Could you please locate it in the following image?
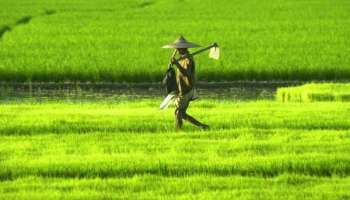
[0,0,350,82]
[0,99,350,199]
[277,83,350,102]
[1,0,350,198]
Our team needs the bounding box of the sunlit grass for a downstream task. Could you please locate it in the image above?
[0,100,349,134]
[0,99,349,198]
[1,128,350,179]
[1,175,350,200]
[277,83,350,102]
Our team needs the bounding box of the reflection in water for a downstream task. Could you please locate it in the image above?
[0,82,304,102]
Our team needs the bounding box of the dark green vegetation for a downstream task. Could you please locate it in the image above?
[277,83,350,102]
[0,0,349,82]
[0,100,349,199]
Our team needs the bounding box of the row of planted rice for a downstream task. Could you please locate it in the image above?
[0,100,350,199]
[276,83,350,102]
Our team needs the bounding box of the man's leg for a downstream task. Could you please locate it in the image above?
[174,90,209,129]
[175,108,183,129]
[183,112,209,129]
[174,94,188,129]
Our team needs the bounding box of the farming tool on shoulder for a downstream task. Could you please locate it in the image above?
[190,42,220,60]
[160,37,220,110]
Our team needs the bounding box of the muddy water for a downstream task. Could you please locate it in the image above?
[0,81,304,102]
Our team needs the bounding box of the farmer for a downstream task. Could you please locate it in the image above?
[163,36,209,129]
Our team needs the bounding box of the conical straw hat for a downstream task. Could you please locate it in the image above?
[162,36,200,49]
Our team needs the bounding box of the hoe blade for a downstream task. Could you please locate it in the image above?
[160,93,176,110]
[209,46,220,60]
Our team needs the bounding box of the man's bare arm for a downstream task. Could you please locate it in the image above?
[171,57,191,77]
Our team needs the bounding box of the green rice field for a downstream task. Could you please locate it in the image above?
[277,83,350,102]
[1,0,350,198]
[0,99,350,199]
[0,0,350,82]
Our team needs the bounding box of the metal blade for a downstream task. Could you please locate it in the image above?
[209,47,220,60]
[160,93,176,110]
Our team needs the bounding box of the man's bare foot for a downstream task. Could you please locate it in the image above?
[199,124,210,130]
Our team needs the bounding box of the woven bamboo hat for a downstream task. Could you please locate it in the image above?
[162,36,200,49]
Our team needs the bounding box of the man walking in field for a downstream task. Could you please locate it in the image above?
[163,36,209,130]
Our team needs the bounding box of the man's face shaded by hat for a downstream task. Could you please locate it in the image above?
[177,48,189,55]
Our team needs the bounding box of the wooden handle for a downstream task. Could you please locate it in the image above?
[175,43,218,62]
[167,49,177,68]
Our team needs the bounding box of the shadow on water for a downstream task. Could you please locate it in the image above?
[0,16,33,40]
[0,25,11,39]
[43,9,56,16]
[137,1,155,8]
[0,9,55,40]
[15,16,33,26]
[0,82,305,102]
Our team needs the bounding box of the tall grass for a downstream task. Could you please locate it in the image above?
[0,99,349,198]
[0,0,349,82]
[0,100,349,134]
[1,175,349,200]
[1,129,350,179]
[276,83,350,102]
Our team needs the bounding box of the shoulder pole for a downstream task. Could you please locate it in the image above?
[168,49,178,69]
[175,43,219,62]
[191,43,218,57]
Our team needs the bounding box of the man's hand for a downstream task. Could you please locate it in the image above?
[171,57,179,65]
